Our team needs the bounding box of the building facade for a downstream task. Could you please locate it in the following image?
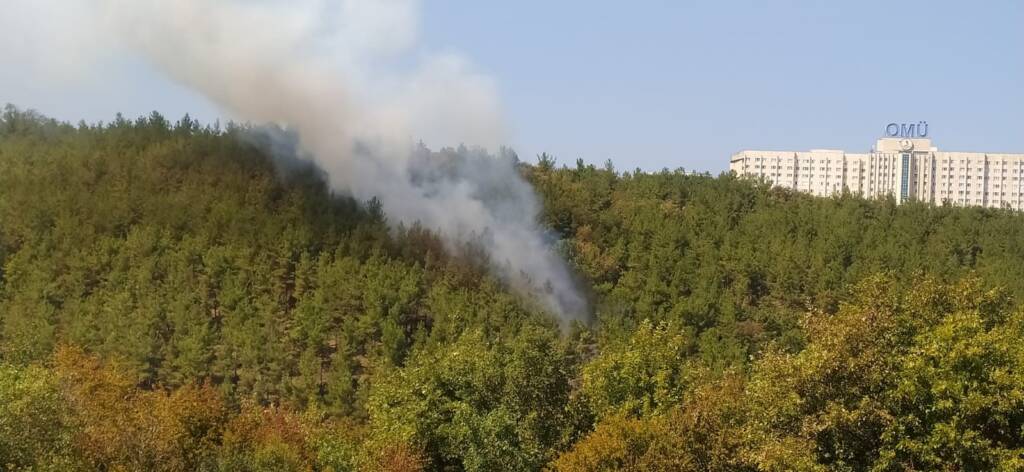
[730,135,1024,209]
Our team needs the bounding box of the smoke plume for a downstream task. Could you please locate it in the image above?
[2,0,588,323]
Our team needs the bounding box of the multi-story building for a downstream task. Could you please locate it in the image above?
[730,133,1024,209]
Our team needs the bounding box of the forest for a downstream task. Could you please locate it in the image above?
[3,105,1024,471]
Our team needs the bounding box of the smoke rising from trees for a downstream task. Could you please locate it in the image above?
[2,0,588,323]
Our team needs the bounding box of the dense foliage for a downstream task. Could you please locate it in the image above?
[4,105,1024,470]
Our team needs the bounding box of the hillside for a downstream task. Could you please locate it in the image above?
[3,106,1024,471]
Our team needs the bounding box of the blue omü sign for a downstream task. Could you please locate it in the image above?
[885,122,928,138]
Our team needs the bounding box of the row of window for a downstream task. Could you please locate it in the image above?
[747,163,1024,177]
[939,190,1022,197]
[747,156,1024,165]
[750,168,1024,183]
[759,173,1024,191]
[938,167,1024,173]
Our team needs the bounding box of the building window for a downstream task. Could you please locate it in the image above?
[900,153,910,200]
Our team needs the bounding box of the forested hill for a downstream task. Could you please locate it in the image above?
[4,105,1024,471]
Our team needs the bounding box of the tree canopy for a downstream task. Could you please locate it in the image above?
[4,105,1024,470]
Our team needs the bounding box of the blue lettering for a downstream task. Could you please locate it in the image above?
[901,123,916,138]
[885,122,930,138]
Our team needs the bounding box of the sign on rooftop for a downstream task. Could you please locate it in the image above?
[885,122,928,138]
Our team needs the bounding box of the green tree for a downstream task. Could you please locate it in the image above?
[581,319,694,419]
[367,327,570,471]
[0,363,78,470]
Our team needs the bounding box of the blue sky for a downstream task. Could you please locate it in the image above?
[3,0,1021,172]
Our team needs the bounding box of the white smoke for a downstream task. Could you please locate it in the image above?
[1,0,588,323]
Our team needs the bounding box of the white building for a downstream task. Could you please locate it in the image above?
[730,133,1024,209]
